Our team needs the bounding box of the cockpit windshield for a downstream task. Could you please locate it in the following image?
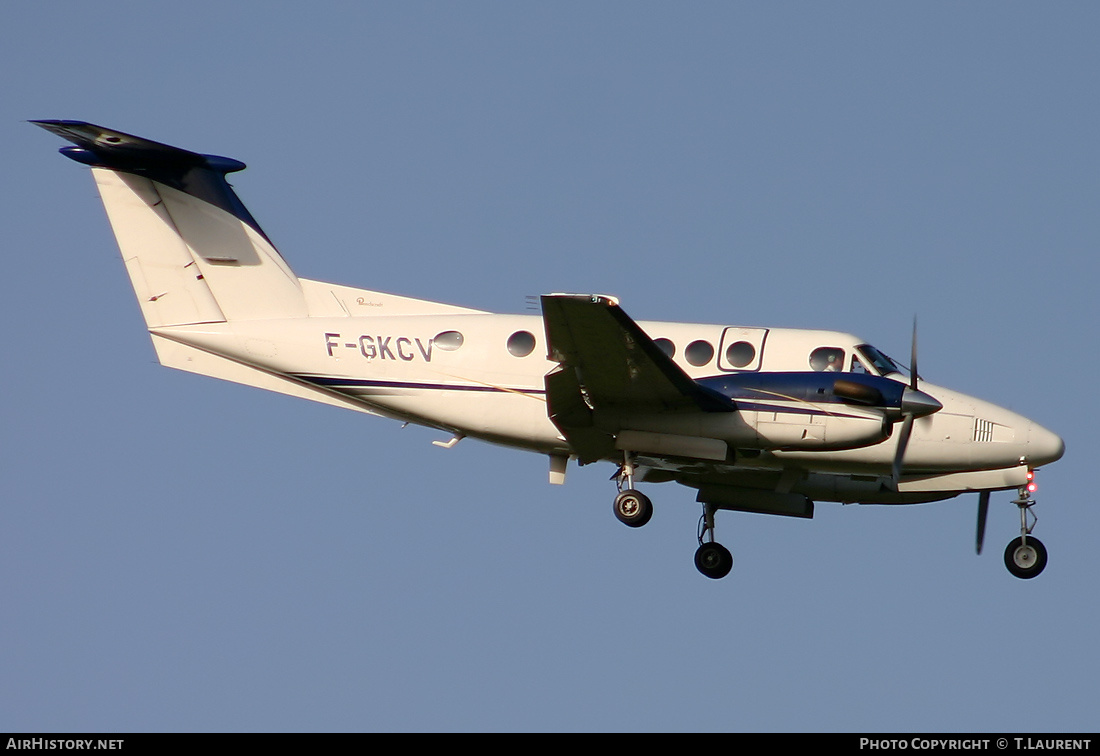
[856,344,905,377]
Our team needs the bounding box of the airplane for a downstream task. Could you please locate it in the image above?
[33,120,1066,580]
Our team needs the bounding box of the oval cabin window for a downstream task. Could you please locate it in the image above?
[507,330,536,357]
[685,340,714,367]
[434,331,464,351]
[724,341,756,368]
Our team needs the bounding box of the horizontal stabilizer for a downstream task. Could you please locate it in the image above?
[151,333,388,418]
[32,120,266,240]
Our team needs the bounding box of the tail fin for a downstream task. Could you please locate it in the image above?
[33,120,307,325]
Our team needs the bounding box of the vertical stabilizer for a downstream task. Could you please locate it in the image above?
[34,120,308,325]
[92,168,226,327]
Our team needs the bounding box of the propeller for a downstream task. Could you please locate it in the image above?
[976,491,990,555]
[891,318,941,488]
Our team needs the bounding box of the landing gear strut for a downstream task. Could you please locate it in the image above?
[695,503,733,579]
[611,454,732,578]
[1003,483,1047,579]
[612,452,652,528]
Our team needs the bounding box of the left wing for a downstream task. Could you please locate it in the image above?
[540,294,734,463]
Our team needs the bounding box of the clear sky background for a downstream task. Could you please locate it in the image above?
[2,2,1097,733]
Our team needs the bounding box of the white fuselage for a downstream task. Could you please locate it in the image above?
[152,306,1063,503]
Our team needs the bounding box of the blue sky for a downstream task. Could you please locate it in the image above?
[2,2,1097,732]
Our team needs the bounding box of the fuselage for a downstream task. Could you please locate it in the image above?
[153,306,1064,503]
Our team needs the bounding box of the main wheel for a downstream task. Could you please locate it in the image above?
[694,541,733,579]
[613,489,653,528]
[1004,536,1047,579]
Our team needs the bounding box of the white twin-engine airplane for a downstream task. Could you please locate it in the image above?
[36,120,1066,579]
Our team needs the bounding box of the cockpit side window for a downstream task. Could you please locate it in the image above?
[851,355,869,374]
[809,347,845,372]
[856,344,902,376]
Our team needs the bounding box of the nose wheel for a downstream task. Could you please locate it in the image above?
[1004,535,1047,579]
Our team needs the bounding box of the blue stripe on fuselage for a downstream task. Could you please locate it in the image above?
[295,374,547,395]
[297,373,879,420]
[696,371,905,410]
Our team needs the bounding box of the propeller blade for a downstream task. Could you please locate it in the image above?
[976,491,990,555]
[891,415,914,488]
[890,317,939,490]
[909,316,919,390]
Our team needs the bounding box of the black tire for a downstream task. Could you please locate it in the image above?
[1004,536,1047,579]
[613,489,653,528]
[694,541,733,579]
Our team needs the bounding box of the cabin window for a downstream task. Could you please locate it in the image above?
[724,341,756,369]
[685,340,714,367]
[654,338,675,358]
[809,346,845,372]
[434,331,464,351]
[507,330,536,357]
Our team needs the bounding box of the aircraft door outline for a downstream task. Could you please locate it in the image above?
[717,327,769,372]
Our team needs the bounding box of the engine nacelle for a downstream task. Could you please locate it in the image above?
[749,409,891,450]
[612,406,891,454]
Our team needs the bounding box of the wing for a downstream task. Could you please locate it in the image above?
[541,294,734,463]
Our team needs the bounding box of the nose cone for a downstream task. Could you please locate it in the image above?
[1029,422,1065,467]
[901,386,943,418]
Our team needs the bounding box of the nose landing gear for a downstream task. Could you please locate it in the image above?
[1003,483,1046,579]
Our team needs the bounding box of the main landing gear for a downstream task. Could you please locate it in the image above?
[695,503,733,580]
[612,452,653,528]
[612,452,733,579]
[1003,481,1047,579]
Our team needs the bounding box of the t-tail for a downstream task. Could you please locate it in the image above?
[33,120,481,416]
[32,120,308,327]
